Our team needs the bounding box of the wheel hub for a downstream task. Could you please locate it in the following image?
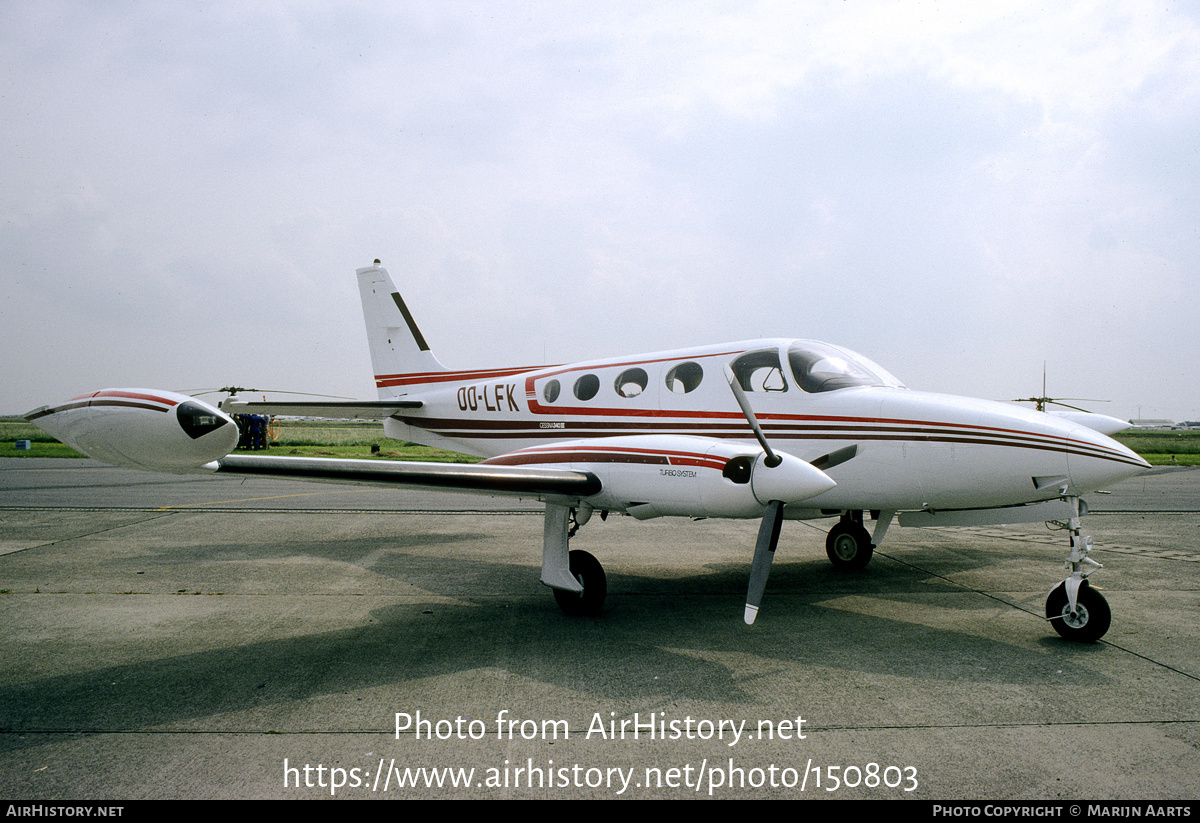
[834,535,857,561]
[1061,603,1089,629]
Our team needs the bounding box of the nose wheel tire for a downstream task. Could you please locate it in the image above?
[826,521,874,570]
[1046,581,1111,643]
[553,550,607,616]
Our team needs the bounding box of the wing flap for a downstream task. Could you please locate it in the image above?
[214,454,601,500]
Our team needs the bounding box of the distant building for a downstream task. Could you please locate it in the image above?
[1129,419,1176,430]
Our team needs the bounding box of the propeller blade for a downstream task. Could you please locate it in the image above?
[724,365,781,467]
[744,500,784,624]
[810,444,858,472]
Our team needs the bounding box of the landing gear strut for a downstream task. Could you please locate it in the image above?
[826,511,874,569]
[1045,496,1110,642]
[542,503,607,616]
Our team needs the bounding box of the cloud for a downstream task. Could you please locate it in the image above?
[2,1,1198,421]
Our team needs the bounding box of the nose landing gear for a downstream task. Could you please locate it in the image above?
[1045,497,1110,643]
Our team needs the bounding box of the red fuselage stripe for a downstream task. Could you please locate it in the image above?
[483,447,727,470]
[30,393,178,421]
[376,366,545,388]
[401,414,1142,468]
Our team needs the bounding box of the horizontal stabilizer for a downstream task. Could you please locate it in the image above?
[221,398,422,418]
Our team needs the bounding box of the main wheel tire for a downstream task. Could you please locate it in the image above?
[553,549,607,616]
[1045,581,1111,643]
[826,521,874,569]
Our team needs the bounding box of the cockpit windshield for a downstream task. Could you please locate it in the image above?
[787,341,905,393]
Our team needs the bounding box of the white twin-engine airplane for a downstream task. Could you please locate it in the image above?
[25,262,1150,642]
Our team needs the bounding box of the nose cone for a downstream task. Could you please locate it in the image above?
[1064,422,1150,494]
[873,390,1148,511]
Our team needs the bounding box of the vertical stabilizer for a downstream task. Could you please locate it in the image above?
[356,262,448,398]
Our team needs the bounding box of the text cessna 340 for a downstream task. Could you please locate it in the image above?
[24,262,1150,641]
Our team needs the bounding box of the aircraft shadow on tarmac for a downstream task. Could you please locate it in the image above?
[0,536,1116,752]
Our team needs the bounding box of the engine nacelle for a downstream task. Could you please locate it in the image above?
[482,435,835,519]
[24,389,239,472]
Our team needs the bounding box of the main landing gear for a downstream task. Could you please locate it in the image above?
[826,510,875,570]
[541,503,607,616]
[1045,496,1110,643]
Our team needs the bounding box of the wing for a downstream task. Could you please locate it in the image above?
[24,388,835,515]
[23,388,598,502]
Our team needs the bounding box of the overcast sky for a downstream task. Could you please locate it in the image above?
[4,2,1198,423]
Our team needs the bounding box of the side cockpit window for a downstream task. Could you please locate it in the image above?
[729,349,788,392]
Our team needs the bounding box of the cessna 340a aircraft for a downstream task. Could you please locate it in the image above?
[24,262,1150,642]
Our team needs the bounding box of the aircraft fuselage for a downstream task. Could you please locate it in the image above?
[380,338,1146,516]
